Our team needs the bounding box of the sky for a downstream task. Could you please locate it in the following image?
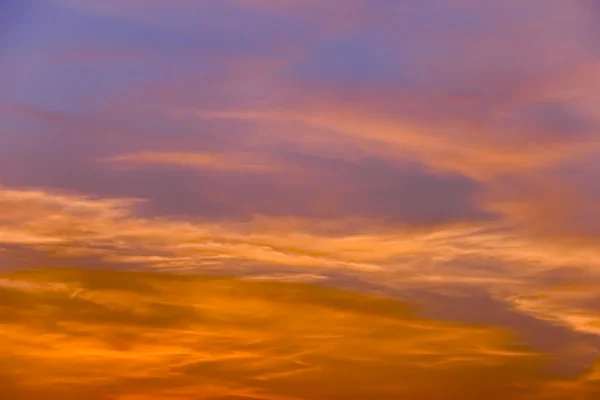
[1,0,600,398]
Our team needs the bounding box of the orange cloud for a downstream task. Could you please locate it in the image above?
[0,268,567,400]
[3,186,598,276]
[6,2,600,398]
[3,185,600,355]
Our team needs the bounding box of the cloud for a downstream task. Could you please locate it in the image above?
[101,147,493,224]
[3,1,600,397]
[3,186,600,360]
[112,0,599,181]
[0,186,386,271]
[0,268,575,400]
[1,186,596,276]
[3,103,495,225]
[173,69,600,179]
[105,151,280,173]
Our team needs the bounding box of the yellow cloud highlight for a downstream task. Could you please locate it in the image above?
[0,268,561,400]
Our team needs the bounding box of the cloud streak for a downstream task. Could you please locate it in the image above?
[105,151,280,174]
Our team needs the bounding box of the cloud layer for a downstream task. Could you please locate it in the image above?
[1,0,600,398]
[0,268,593,400]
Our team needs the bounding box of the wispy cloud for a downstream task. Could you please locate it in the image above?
[2,186,600,348]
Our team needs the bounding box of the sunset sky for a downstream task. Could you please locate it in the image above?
[2,1,600,399]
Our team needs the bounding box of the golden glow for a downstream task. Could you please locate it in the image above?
[0,268,560,399]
